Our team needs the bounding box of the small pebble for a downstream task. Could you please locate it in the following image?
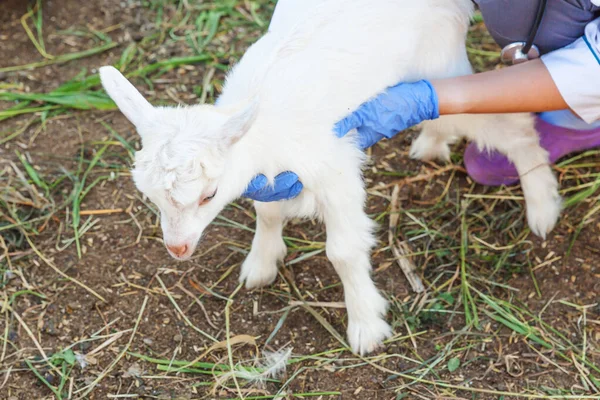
[43,372,56,385]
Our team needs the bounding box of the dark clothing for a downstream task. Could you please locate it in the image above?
[475,0,600,54]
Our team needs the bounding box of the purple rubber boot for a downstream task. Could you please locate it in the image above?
[464,115,600,186]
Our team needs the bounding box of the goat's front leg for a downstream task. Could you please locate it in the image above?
[240,201,287,289]
[322,181,392,355]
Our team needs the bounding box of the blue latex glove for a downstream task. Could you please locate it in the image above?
[334,79,439,149]
[243,80,439,202]
[243,171,304,202]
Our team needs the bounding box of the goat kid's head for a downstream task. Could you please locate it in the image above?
[99,66,257,260]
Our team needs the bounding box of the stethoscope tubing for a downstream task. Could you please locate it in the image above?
[522,0,548,55]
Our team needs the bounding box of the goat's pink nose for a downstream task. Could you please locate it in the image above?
[167,244,188,258]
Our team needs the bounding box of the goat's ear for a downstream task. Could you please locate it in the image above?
[99,66,154,129]
[221,99,259,145]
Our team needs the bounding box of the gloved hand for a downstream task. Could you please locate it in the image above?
[242,80,439,202]
[243,171,303,202]
[334,79,440,148]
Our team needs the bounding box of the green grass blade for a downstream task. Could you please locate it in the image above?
[0,41,119,73]
[15,150,49,193]
[0,91,115,110]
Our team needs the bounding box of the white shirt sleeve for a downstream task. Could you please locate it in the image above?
[541,17,600,124]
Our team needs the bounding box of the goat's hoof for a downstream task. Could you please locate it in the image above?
[409,134,451,162]
[240,256,278,290]
[526,191,562,239]
[347,317,392,356]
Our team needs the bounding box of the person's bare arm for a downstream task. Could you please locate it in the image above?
[431,59,570,116]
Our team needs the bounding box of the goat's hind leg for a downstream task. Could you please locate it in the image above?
[408,40,561,236]
[322,173,392,355]
[430,113,562,237]
[240,201,287,289]
[464,114,562,237]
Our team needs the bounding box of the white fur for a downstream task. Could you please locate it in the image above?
[99,0,561,355]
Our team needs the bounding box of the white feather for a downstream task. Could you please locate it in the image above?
[215,347,292,390]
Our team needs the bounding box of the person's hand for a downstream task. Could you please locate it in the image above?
[334,80,440,149]
[243,80,438,202]
[242,171,303,202]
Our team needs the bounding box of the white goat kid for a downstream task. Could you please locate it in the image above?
[99,0,562,355]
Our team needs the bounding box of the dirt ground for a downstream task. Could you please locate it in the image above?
[1,1,599,399]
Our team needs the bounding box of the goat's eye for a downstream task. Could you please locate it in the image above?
[199,190,217,206]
